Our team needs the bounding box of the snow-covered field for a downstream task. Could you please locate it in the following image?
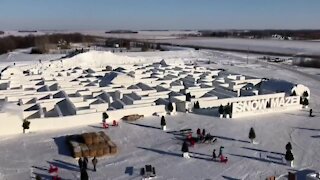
[0,50,65,71]
[0,49,320,180]
[0,30,198,40]
[155,37,320,57]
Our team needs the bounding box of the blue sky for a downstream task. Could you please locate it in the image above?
[0,0,319,30]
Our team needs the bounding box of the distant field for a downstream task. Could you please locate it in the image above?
[154,37,320,57]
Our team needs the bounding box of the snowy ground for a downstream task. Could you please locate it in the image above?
[0,50,65,71]
[0,49,320,180]
[0,111,319,180]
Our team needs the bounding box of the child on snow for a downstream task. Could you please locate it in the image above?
[212,149,217,160]
[181,141,190,158]
[92,157,98,171]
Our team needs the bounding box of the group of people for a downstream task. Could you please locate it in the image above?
[212,146,228,163]
[196,128,215,143]
[78,156,98,180]
[196,128,206,141]
[182,128,228,163]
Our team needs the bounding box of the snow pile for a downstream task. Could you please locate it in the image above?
[0,102,23,120]
[60,50,195,68]
[61,51,144,68]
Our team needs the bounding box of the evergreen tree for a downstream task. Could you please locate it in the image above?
[285,142,292,151]
[303,91,309,98]
[22,120,30,134]
[167,102,174,112]
[194,101,200,109]
[225,103,231,115]
[186,93,192,102]
[291,91,296,96]
[285,150,294,161]
[248,127,256,142]
[303,98,309,106]
[218,105,224,114]
[160,116,166,126]
[102,112,109,120]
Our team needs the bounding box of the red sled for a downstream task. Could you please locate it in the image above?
[48,165,58,176]
[103,122,109,129]
[189,138,195,147]
[112,120,119,126]
[220,156,228,163]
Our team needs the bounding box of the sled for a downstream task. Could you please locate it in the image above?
[178,129,192,135]
[48,165,58,176]
[103,122,109,129]
[112,120,119,126]
[203,137,217,144]
[168,129,192,135]
[141,165,156,180]
[220,156,228,163]
[201,134,217,144]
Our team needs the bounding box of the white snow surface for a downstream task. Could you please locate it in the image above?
[155,37,320,56]
[0,49,320,180]
[0,50,65,71]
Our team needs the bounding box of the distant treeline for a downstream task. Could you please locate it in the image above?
[105,30,138,34]
[0,31,4,35]
[0,33,96,54]
[199,30,320,40]
[18,30,38,33]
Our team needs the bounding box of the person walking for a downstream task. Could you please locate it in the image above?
[83,157,88,170]
[309,109,313,117]
[80,169,89,180]
[92,157,98,172]
[78,157,83,170]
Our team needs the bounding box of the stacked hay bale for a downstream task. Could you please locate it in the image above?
[122,114,144,121]
[66,131,117,158]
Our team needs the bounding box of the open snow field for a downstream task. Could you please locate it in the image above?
[154,37,320,57]
[0,49,319,180]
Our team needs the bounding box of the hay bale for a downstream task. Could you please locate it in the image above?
[92,133,99,145]
[96,145,104,157]
[88,144,97,157]
[102,134,111,144]
[94,132,105,144]
[73,145,82,158]
[107,141,117,154]
[70,141,79,148]
[80,144,89,157]
[122,114,144,121]
[82,133,93,145]
[99,132,110,143]
[103,145,110,155]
